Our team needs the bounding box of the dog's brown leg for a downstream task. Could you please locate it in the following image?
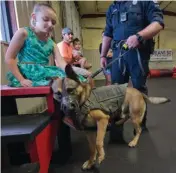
[96,118,108,164]
[128,117,142,147]
[128,102,146,147]
[82,132,97,170]
[90,110,109,164]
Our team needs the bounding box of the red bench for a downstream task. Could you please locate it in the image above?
[1,85,54,113]
[1,85,60,173]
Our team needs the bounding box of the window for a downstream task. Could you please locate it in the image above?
[0,1,11,42]
[0,1,16,42]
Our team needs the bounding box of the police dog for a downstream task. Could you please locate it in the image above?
[52,66,170,170]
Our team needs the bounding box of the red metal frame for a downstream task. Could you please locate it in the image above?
[1,85,51,96]
[1,85,59,173]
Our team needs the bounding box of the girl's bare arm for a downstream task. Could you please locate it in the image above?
[53,43,67,70]
[5,28,28,82]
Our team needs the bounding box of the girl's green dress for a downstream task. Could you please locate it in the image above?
[7,27,85,87]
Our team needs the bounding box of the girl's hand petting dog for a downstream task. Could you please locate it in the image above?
[20,79,32,87]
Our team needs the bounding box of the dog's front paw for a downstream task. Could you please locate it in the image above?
[82,160,95,170]
[97,155,105,164]
[128,140,137,147]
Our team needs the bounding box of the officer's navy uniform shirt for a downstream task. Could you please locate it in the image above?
[104,0,164,41]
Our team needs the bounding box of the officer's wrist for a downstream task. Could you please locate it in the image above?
[135,33,144,44]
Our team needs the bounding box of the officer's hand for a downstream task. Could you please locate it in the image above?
[100,57,107,68]
[126,35,139,49]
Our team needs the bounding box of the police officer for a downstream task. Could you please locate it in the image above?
[100,0,164,141]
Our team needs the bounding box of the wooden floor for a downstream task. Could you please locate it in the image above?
[50,78,176,173]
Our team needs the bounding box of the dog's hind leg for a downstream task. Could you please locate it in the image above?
[115,103,129,125]
[128,101,146,147]
[82,132,97,170]
[128,117,142,147]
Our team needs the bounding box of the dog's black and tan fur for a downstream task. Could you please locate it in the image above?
[52,64,170,170]
[53,76,170,170]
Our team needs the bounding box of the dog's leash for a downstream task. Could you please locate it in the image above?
[91,43,130,79]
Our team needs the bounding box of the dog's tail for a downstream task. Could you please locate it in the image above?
[142,94,170,104]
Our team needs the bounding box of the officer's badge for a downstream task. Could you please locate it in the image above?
[132,0,138,5]
[153,0,159,7]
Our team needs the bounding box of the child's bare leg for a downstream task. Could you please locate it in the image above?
[103,69,111,86]
[84,60,92,69]
[88,77,95,88]
[79,58,86,69]
[79,58,92,69]
[105,74,111,86]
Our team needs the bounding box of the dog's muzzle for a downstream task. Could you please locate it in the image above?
[60,95,84,130]
[61,95,79,115]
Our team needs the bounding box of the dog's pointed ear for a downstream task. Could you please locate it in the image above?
[65,64,80,83]
[51,78,63,93]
